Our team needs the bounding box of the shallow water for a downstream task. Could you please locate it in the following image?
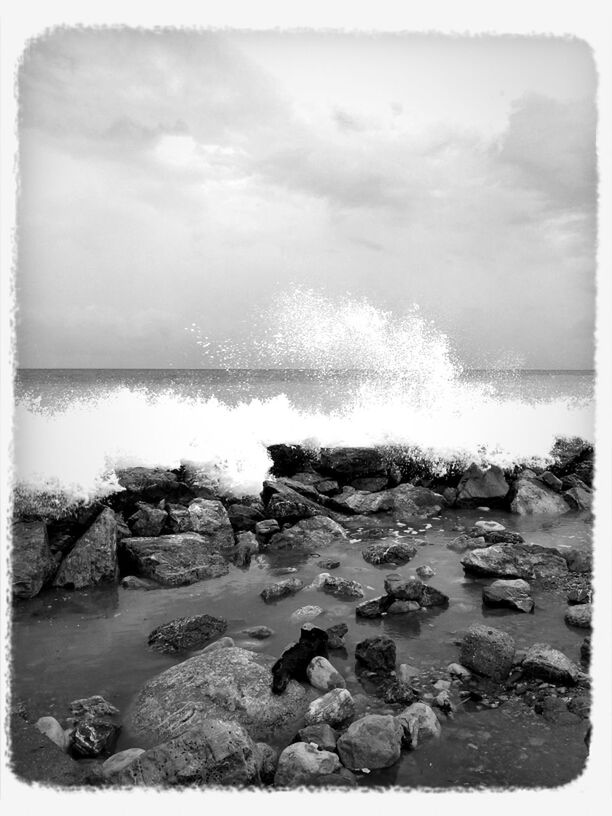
[11,506,591,789]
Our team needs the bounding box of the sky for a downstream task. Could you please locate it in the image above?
[16,29,597,369]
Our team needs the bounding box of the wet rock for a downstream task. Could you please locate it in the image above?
[456,464,509,505]
[447,662,471,679]
[69,695,119,719]
[267,444,318,477]
[115,467,181,503]
[387,600,420,614]
[448,534,485,553]
[316,479,340,495]
[201,637,235,653]
[266,493,317,524]
[307,656,346,691]
[114,719,259,787]
[535,696,580,725]
[261,577,304,603]
[396,702,442,748]
[272,624,329,693]
[580,636,591,665]
[419,584,450,608]
[482,579,535,613]
[12,521,57,600]
[255,519,280,540]
[242,626,274,640]
[102,748,146,778]
[267,516,348,551]
[120,575,158,590]
[148,614,228,653]
[126,647,308,745]
[384,573,423,600]
[254,742,278,785]
[564,604,592,629]
[557,545,592,574]
[540,471,563,492]
[509,474,570,515]
[461,542,568,580]
[460,624,515,680]
[563,486,593,512]
[473,520,505,533]
[313,572,364,599]
[128,502,167,537]
[567,694,590,720]
[336,714,403,771]
[121,533,229,586]
[274,742,341,788]
[290,605,323,624]
[416,565,435,579]
[567,588,591,605]
[442,487,457,506]
[397,663,420,683]
[381,484,445,521]
[304,688,355,727]
[355,636,396,673]
[54,508,118,589]
[319,447,386,481]
[469,529,526,545]
[233,531,259,566]
[296,723,338,752]
[227,503,264,532]
[325,622,348,649]
[166,499,234,550]
[291,471,321,486]
[356,596,391,618]
[522,643,581,685]
[35,716,70,752]
[72,719,120,758]
[362,541,417,565]
[310,768,358,788]
[351,476,389,492]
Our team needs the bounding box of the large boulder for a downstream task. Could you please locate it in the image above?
[522,644,581,685]
[262,478,341,522]
[355,636,396,673]
[319,447,386,481]
[113,719,259,787]
[336,715,403,771]
[12,521,56,599]
[267,444,318,477]
[125,647,308,746]
[384,573,449,608]
[563,486,593,512]
[121,533,229,586]
[334,483,444,520]
[148,614,227,653]
[114,467,183,506]
[267,516,348,551]
[303,689,355,727]
[482,579,535,613]
[456,464,509,505]
[128,502,168,537]
[274,742,341,788]
[396,702,441,748]
[54,508,118,589]
[165,499,234,549]
[510,474,570,515]
[461,543,568,581]
[460,624,515,680]
[362,541,418,565]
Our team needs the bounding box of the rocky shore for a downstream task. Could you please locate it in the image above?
[10,437,593,789]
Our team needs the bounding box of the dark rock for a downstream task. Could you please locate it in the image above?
[267,444,318,477]
[567,694,590,719]
[319,558,341,570]
[351,476,389,492]
[319,447,386,481]
[227,503,264,532]
[254,742,278,785]
[356,596,391,618]
[255,518,280,540]
[456,464,509,505]
[120,574,158,590]
[419,584,450,608]
[296,724,338,752]
[313,573,364,599]
[232,531,259,566]
[567,588,591,605]
[265,493,316,525]
[70,695,119,719]
[509,474,570,515]
[114,467,182,507]
[72,719,120,758]
[580,636,591,665]
[260,577,304,603]
[272,624,329,694]
[461,542,568,580]
[384,573,423,601]
[148,614,228,653]
[310,769,358,788]
[482,579,535,613]
[355,636,396,673]
[54,508,118,589]
[325,622,348,649]
[11,521,56,600]
[336,714,403,771]
[362,541,418,565]
[540,471,563,492]
[535,696,580,725]
[316,480,340,495]
[121,533,229,586]
[460,624,515,680]
[467,528,525,545]
[522,643,581,685]
[267,516,348,551]
[564,604,592,629]
[128,502,167,537]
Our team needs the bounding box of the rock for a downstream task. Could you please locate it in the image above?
[254,742,278,785]
[166,499,234,549]
[120,575,158,590]
[128,502,167,537]
[255,519,281,540]
[114,719,259,787]
[336,714,403,771]
[307,656,346,691]
[397,663,419,683]
[356,596,391,618]
[325,622,348,649]
[148,614,228,653]
[351,476,388,492]
[72,719,120,758]
[461,543,568,580]
[115,467,180,504]
[460,624,515,680]
[267,444,318,477]
[242,626,274,640]
[291,471,322,486]
[355,636,396,673]
[580,637,591,665]
[126,647,308,745]
[227,503,264,532]
[335,483,444,520]
[319,447,386,481]
[296,724,338,752]
[510,474,570,515]
[261,577,304,603]
[313,573,364,599]
[54,508,118,589]
[35,716,70,752]
[567,588,591,605]
[447,662,471,679]
[272,625,329,693]
[265,493,317,524]
[396,702,442,748]
[456,464,509,505]
[121,533,229,586]
[316,479,340,495]
[232,531,259,566]
[11,521,57,599]
[387,600,420,614]
[319,558,341,570]
[201,637,235,653]
[102,748,146,778]
[564,487,593,512]
[290,605,324,624]
[442,487,457,506]
[419,584,450,608]
[416,565,435,579]
[564,604,592,629]
[473,520,506,533]
[69,695,119,719]
[274,742,341,788]
[304,689,355,727]
[468,529,525,545]
[540,471,563,492]
[482,579,535,613]
[448,534,484,553]
[558,546,592,574]
[522,643,581,685]
[362,541,417,565]
[310,769,358,788]
[383,573,449,607]
[267,516,348,551]
[535,697,580,725]
[567,694,590,720]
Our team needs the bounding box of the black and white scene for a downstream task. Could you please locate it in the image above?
[7,27,601,792]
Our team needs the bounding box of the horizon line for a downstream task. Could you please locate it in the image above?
[15,366,596,373]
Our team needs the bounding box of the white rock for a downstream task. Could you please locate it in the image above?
[304,688,355,727]
[290,605,323,624]
[35,716,70,752]
[474,520,505,532]
[306,656,346,691]
[274,742,341,787]
[447,662,471,679]
[102,748,146,777]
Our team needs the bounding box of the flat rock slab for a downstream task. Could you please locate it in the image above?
[461,543,568,580]
[148,614,228,653]
[121,533,229,586]
[125,647,308,746]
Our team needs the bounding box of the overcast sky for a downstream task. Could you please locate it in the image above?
[16,29,596,369]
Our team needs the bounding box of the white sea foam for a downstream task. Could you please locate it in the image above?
[13,290,594,509]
